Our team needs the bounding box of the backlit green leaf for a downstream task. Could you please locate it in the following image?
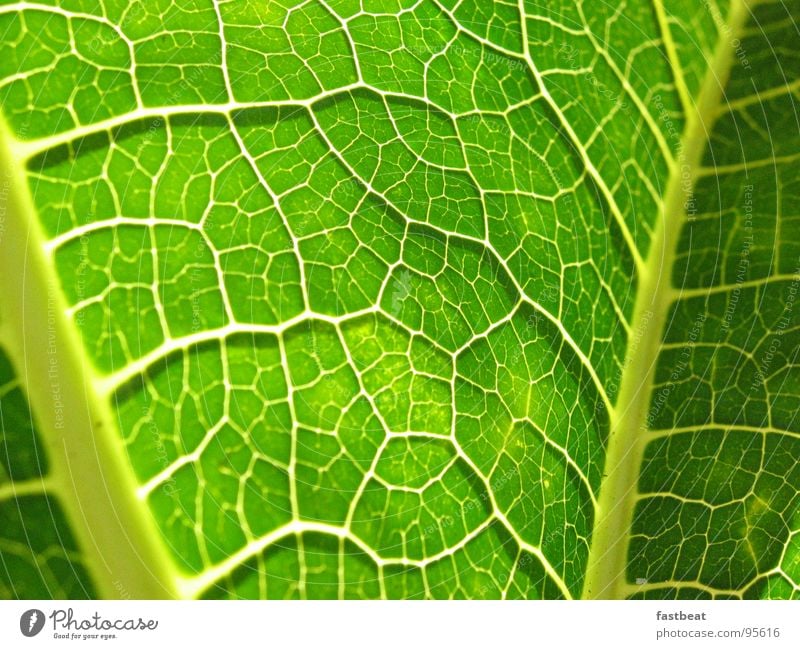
[0,0,797,600]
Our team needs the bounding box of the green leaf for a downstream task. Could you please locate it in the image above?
[0,0,797,600]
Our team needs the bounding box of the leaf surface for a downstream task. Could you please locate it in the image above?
[0,0,797,600]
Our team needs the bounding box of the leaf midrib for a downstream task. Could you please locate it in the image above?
[0,122,179,599]
[581,0,755,599]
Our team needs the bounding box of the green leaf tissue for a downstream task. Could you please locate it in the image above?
[0,0,797,600]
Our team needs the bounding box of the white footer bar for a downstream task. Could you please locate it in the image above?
[0,600,796,648]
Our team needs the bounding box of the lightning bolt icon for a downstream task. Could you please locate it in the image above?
[28,611,38,632]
